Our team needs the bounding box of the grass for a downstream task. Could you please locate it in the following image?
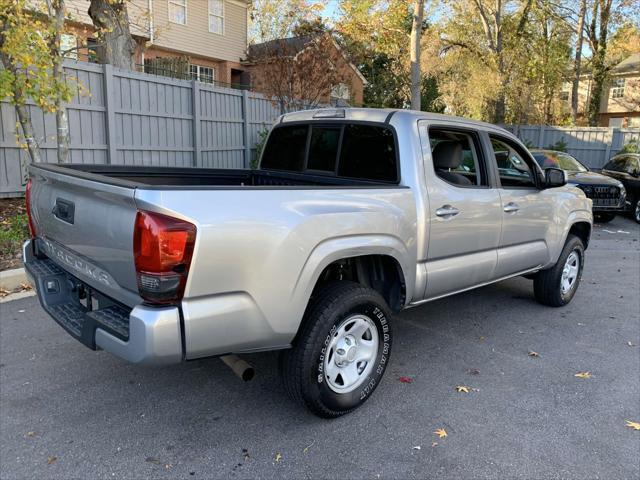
[0,199,30,270]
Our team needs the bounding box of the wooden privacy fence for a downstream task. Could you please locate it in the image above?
[2,59,639,196]
[503,125,639,169]
[0,60,282,196]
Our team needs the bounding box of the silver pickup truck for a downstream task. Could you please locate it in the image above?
[23,108,592,417]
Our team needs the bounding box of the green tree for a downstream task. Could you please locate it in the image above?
[248,0,324,44]
[336,0,441,110]
[584,0,639,126]
[0,0,73,172]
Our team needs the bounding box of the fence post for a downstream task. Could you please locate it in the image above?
[538,125,545,148]
[192,80,201,167]
[103,64,117,164]
[604,128,614,162]
[242,90,251,168]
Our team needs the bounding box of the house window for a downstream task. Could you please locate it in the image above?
[330,83,350,105]
[86,38,99,63]
[560,82,570,102]
[611,78,625,99]
[61,33,77,59]
[209,0,224,34]
[168,0,187,25]
[190,64,215,84]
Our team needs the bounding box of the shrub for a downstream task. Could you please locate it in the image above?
[619,140,639,154]
[546,138,568,152]
[251,127,270,169]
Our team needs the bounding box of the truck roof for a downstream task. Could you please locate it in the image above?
[279,108,509,134]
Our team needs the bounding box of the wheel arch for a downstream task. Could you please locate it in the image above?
[292,235,413,315]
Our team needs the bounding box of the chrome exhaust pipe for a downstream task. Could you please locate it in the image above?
[220,354,255,381]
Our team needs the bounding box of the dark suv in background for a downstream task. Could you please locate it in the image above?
[531,149,626,223]
[601,153,640,223]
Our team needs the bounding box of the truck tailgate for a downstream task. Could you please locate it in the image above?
[29,165,141,307]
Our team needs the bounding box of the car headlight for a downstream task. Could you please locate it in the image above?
[620,186,626,199]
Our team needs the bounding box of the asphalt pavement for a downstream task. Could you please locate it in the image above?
[1,216,639,479]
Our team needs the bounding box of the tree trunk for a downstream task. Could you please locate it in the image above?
[571,0,587,123]
[493,1,506,123]
[0,51,43,176]
[88,0,136,70]
[50,0,70,163]
[410,1,424,110]
[586,0,611,127]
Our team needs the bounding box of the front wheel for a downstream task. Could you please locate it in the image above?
[281,281,392,418]
[533,235,585,307]
[634,198,640,224]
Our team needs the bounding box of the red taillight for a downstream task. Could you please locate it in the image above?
[25,178,37,238]
[133,210,196,304]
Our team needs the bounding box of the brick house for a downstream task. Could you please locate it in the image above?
[564,53,640,127]
[61,0,250,87]
[244,34,367,107]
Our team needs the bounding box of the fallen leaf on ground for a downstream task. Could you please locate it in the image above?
[20,283,32,291]
[274,452,282,463]
[455,385,470,393]
[628,341,638,347]
[242,448,250,460]
[26,431,36,437]
[165,464,173,469]
[47,456,57,465]
[432,442,438,447]
[434,428,447,438]
[528,351,540,357]
[399,376,413,383]
[412,445,421,450]
[145,457,162,465]
[467,368,480,375]
[574,372,592,379]
[625,421,640,431]
[0,288,10,298]
[302,442,314,454]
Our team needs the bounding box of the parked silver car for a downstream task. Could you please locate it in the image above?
[24,108,592,417]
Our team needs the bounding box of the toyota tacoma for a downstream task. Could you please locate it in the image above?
[23,108,592,417]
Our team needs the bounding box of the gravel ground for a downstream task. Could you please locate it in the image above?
[1,216,639,480]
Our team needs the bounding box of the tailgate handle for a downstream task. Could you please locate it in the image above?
[52,198,75,224]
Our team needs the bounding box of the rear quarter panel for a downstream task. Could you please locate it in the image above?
[135,187,417,358]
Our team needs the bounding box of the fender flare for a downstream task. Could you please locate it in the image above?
[290,234,414,312]
[550,209,592,264]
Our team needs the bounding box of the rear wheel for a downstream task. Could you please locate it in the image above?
[533,235,585,307]
[634,198,640,224]
[594,212,616,223]
[281,281,392,418]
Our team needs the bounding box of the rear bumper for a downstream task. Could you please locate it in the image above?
[23,240,182,366]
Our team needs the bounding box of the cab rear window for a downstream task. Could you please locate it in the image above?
[260,123,398,183]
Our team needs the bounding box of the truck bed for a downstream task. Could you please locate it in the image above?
[34,164,396,189]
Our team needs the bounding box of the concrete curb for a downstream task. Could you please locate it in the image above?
[0,290,36,303]
[0,267,28,291]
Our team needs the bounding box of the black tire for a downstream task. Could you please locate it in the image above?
[533,234,585,307]
[633,198,640,224]
[281,281,392,418]
[594,212,616,223]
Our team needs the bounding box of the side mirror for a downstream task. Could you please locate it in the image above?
[544,167,567,188]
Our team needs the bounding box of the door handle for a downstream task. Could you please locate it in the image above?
[503,202,519,213]
[435,205,460,218]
